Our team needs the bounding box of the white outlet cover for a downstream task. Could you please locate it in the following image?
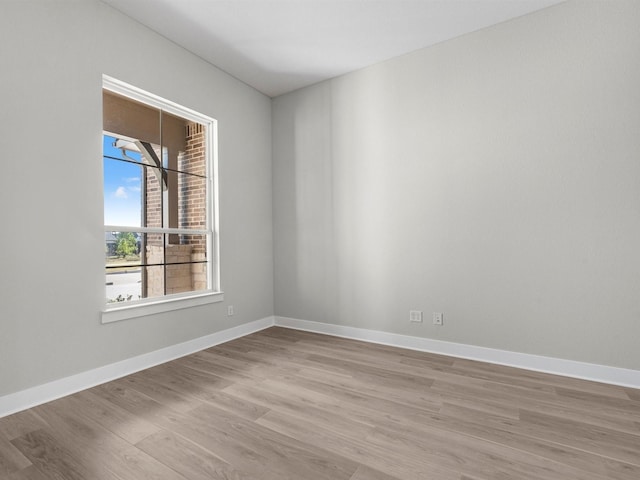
[409,310,423,323]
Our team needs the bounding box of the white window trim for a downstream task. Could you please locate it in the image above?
[101,75,222,323]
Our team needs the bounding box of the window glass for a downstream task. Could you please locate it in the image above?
[103,81,215,308]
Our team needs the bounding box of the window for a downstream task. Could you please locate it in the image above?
[102,76,221,323]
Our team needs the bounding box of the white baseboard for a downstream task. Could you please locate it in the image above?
[0,316,275,419]
[274,316,640,389]
[3,314,638,419]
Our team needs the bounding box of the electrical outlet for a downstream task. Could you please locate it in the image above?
[433,312,443,326]
[227,305,234,316]
[409,310,423,323]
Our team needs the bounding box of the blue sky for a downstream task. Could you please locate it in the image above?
[103,135,142,227]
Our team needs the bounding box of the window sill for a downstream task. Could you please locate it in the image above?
[101,290,224,324]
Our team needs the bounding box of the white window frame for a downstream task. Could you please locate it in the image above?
[101,75,222,324]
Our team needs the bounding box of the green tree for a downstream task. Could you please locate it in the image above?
[116,232,137,258]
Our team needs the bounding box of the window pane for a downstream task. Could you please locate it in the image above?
[142,233,164,267]
[103,157,143,227]
[142,164,164,228]
[166,263,209,295]
[105,230,142,304]
[144,247,209,298]
[105,231,141,266]
[105,270,142,304]
[162,113,207,177]
[174,233,208,256]
[103,89,161,153]
[103,135,141,163]
[163,170,207,230]
[181,121,207,176]
[144,265,165,299]
[161,112,207,177]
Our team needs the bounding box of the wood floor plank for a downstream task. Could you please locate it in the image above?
[348,465,403,480]
[625,387,640,403]
[1,326,639,480]
[32,398,132,457]
[186,388,270,421]
[517,409,640,466]
[430,373,559,406]
[155,403,354,480]
[145,409,283,480]
[125,359,267,419]
[30,396,188,480]
[269,370,442,419]
[135,429,250,480]
[116,371,205,413]
[262,329,451,366]
[431,375,640,431]
[256,375,447,436]
[2,465,51,480]
[11,429,109,480]
[290,337,456,375]
[289,364,442,412]
[188,402,359,480]
[0,411,48,442]
[174,349,294,384]
[256,409,461,480]
[56,389,161,445]
[89,379,189,428]
[554,386,640,415]
[305,352,436,388]
[146,360,234,392]
[437,403,640,480]
[0,435,31,477]
[367,411,619,480]
[514,397,640,436]
[222,381,376,440]
[452,358,632,399]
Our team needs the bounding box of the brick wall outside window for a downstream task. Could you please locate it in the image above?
[144,122,207,296]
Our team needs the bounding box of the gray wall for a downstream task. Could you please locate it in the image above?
[2,0,639,401]
[0,0,273,396]
[273,0,640,370]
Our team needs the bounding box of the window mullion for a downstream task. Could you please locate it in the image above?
[105,226,209,235]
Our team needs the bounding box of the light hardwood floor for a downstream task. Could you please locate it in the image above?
[1,327,639,479]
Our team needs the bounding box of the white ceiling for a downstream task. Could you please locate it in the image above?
[102,0,565,97]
